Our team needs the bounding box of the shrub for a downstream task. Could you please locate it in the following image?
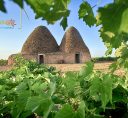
[0,59,7,66]
[91,57,117,62]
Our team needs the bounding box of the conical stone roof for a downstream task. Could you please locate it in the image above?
[60,26,90,53]
[21,26,59,54]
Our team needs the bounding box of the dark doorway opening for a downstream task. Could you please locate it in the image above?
[75,53,80,63]
[39,55,44,64]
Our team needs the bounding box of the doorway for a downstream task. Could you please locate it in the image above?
[75,53,80,63]
[38,54,44,64]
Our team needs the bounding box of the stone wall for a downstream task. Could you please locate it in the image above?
[44,52,91,64]
[22,54,37,61]
[81,52,91,63]
[44,53,64,64]
[8,54,17,65]
[8,54,38,65]
[63,53,75,64]
[8,52,91,65]
[45,53,75,64]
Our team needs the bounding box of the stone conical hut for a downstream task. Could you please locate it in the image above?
[60,26,90,53]
[8,26,91,65]
[21,26,59,54]
[60,26,91,63]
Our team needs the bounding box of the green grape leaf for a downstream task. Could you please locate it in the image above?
[31,82,48,94]
[60,17,68,30]
[79,61,94,77]
[25,96,52,116]
[25,0,70,26]
[13,0,23,8]
[63,72,79,97]
[55,104,74,118]
[11,91,31,118]
[97,0,128,55]
[55,102,85,118]
[101,74,113,109]
[97,0,128,33]
[90,74,113,109]
[0,0,6,13]
[113,85,128,103]
[15,82,28,93]
[109,62,118,72]
[49,82,56,96]
[115,43,128,58]
[90,76,101,101]
[75,101,85,118]
[78,1,96,27]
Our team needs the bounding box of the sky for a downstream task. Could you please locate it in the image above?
[0,0,113,59]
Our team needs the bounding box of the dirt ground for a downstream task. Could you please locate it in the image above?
[0,62,124,76]
[48,62,112,72]
[48,62,124,75]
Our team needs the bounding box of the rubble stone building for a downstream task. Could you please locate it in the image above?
[8,26,91,65]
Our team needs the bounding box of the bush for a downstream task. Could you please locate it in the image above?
[91,56,117,62]
[0,59,7,66]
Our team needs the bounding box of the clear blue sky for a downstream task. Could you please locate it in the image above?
[0,0,113,59]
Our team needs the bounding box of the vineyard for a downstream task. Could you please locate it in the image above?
[1,0,128,118]
[0,56,127,118]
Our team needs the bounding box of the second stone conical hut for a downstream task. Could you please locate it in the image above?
[60,26,91,63]
[60,26,90,53]
[8,26,91,65]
